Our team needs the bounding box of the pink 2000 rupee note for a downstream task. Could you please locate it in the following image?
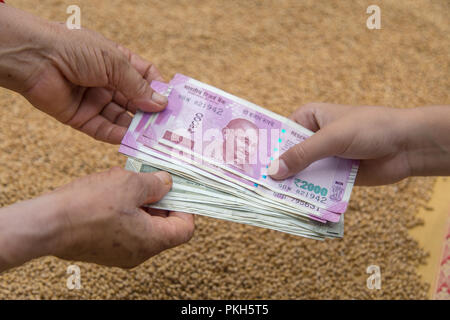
[122,74,358,214]
[121,109,342,223]
[120,139,339,223]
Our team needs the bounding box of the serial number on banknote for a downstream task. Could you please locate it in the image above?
[178,93,224,115]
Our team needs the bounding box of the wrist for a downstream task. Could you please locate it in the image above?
[399,106,450,177]
[0,5,56,93]
[0,192,66,271]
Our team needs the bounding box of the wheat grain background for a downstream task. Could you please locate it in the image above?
[0,0,448,299]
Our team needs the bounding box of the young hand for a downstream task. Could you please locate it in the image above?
[268,103,450,185]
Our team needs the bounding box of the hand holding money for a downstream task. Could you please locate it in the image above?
[0,167,194,272]
[271,103,450,185]
[120,74,360,239]
[51,168,194,268]
[1,4,449,269]
[120,75,450,239]
[269,103,411,185]
[0,4,167,144]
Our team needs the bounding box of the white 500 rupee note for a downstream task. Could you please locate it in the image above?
[125,158,343,239]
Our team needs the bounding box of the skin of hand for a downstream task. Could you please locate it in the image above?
[0,5,195,272]
[0,168,195,272]
[268,103,450,186]
[0,4,167,144]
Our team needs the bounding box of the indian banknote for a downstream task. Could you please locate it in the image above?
[125,157,343,240]
[120,74,359,238]
[122,74,358,214]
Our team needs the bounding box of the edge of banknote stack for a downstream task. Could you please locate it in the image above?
[119,74,359,240]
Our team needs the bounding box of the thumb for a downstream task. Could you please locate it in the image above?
[136,171,173,205]
[268,125,345,180]
[108,51,168,113]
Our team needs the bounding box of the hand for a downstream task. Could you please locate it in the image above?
[0,5,167,144]
[268,103,419,186]
[0,168,195,271]
[51,168,195,268]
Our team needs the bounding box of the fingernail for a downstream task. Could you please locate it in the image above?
[267,159,289,178]
[154,171,172,186]
[151,92,168,105]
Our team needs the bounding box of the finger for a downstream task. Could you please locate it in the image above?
[136,171,173,206]
[147,208,170,217]
[79,115,127,144]
[117,45,165,82]
[106,48,167,113]
[112,91,129,109]
[355,155,409,186]
[354,161,378,186]
[289,104,321,132]
[116,111,133,127]
[290,103,356,132]
[100,102,132,128]
[149,211,195,249]
[65,87,127,144]
[268,124,349,180]
[66,87,112,129]
[113,46,166,111]
[111,60,163,112]
[112,89,159,115]
[168,211,195,225]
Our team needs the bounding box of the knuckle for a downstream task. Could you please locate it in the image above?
[303,102,323,109]
[104,49,129,88]
[109,168,144,194]
[126,172,144,190]
[135,77,149,97]
[120,263,138,270]
[160,231,179,249]
[183,224,195,242]
[114,57,129,85]
[141,176,161,203]
[291,103,321,122]
[299,102,323,115]
[144,173,169,202]
[115,53,130,69]
[137,245,154,263]
[154,231,172,251]
[116,44,132,61]
[108,166,126,176]
[291,143,308,163]
[172,223,195,247]
[144,189,158,203]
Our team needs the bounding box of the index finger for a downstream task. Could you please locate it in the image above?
[117,45,165,82]
[112,45,165,109]
[147,211,195,249]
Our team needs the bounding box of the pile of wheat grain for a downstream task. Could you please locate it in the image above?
[0,0,448,299]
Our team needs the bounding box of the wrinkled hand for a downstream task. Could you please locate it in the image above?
[52,168,194,268]
[24,24,167,144]
[0,5,167,144]
[268,103,414,186]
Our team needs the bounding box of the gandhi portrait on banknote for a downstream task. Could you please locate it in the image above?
[222,118,261,178]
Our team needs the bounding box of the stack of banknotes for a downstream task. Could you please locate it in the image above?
[120,74,359,240]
